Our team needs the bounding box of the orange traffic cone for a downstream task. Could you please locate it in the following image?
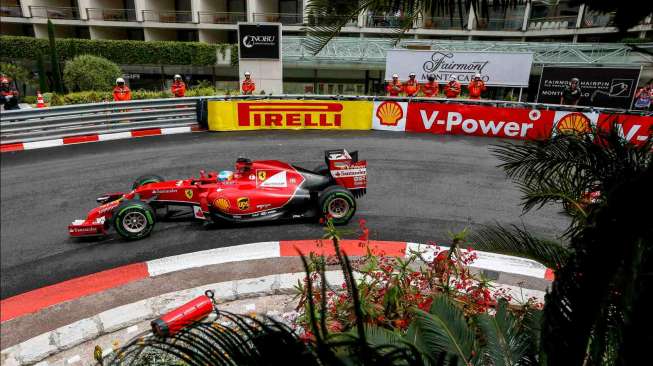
[36,91,45,108]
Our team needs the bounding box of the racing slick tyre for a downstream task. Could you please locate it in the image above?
[113,200,156,240]
[318,185,356,225]
[132,174,165,190]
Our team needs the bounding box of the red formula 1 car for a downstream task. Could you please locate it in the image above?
[69,149,367,240]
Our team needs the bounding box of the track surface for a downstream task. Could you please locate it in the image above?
[1,131,569,298]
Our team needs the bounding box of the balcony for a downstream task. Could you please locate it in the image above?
[364,15,414,28]
[422,16,466,30]
[87,8,137,22]
[253,12,302,25]
[198,11,246,24]
[582,11,615,28]
[528,16,577,31]
[29,6,80,20]
[0,5,23,17]
[142,10,193,23]
[306,14,357,27]
[475,17,523,31]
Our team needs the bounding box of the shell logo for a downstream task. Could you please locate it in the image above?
[556,112,592,135]
[376,101,403,126]
[213,198,230,211]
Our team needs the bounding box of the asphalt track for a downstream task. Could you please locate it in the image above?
[1,131,570,298]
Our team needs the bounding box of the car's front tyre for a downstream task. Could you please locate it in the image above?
[113,200,156,240]
[132,174,165,190]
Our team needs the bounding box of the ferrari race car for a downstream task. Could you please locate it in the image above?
[69,149,367,240]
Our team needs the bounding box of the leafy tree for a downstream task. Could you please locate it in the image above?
[47,20,64,93]
[63,55,122,92]
[471,123,652,365]
[0,62,35,87]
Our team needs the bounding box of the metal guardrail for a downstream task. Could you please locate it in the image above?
[2,95,650,145]
[0,98,199,144]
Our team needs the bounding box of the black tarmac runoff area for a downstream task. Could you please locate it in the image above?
[1,131,570,298]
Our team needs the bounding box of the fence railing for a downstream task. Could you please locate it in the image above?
[253,12,303,25]
[422,16,466,30]
[142,10,193,23]
[0,98,199,144]
[475,17,524,31]
[29,6,80,20]
[364,15,414,28]
[198,11,246,24]
[87,8,137,22]
[0,5,23,17]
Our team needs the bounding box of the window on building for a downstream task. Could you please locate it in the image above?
[127,28,144,40]
[178,30,198,42]
[75,26,90,39]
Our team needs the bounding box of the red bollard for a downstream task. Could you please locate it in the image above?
[151,291,215,337]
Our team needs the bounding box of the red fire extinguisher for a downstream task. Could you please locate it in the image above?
[151,290,217,337]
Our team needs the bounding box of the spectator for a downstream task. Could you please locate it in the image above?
[444,75,461,98]
[404,72,420,97]
[241,72,256,95]
[468,73,487,100]
[113,77,131,102]
[421,74,439,97]
[171,74,186,98]
[0,75,20,110]
[386,74,403,97]
[633,79,652,111]
[560,77,582,106]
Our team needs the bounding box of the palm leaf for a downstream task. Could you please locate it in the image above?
[410,295,476,365]
[476,298,536,366]
[469,224,570,270]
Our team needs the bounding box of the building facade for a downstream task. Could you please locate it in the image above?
[1,0,651,98]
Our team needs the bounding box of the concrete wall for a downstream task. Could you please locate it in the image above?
[89,26,128,40]
[144,28,176,41]
[33,23,77,38]
[239,59,283,94]
[198,0,227,12]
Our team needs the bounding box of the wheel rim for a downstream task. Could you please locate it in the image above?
[122,211,147,233]
[327,197,350,219]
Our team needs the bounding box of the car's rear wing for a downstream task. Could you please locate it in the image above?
[324,149,367,197]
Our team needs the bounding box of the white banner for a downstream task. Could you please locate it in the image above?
[372,101,407,132]
[385,49,534,87]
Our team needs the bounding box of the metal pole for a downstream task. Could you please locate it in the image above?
[518,88,523,102]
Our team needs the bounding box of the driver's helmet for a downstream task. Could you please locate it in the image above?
[218,170,234,182]
[235,157,252,173]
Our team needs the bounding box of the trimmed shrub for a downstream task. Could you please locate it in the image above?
[0,62,35,86]
[0,36,228,66]
[41,87,223,106]
[63,55,122,92]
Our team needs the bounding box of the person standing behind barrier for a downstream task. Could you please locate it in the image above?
[421,74,439,97]
[171,74,186,98]
[633,79,652,111]
[468,73,486,100]
[404,72,420,97]
[560,77,581,106]
[113,78,131,102]
[241,72,255,95]
[386,74,403,97]
[444,75,461,98]
[0,75,20,110]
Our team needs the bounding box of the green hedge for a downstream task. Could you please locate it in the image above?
[30,87,229,106]
[0,36,234,66]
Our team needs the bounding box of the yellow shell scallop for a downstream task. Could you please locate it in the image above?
[557,112,591,134]
[376,101,403,126]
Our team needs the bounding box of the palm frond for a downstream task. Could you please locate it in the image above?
[476,298,536,366]
[469,224,570,270]
[410,295,476,365]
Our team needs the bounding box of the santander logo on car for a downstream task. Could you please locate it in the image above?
[406,103,555,140]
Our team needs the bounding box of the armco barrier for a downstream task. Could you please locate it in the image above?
[0,97,201,145]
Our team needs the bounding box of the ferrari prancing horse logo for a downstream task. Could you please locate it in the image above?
[237,197,249,210]
[258,171,267,181]
[185,189,194,199]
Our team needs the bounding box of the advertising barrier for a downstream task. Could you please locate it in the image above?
[207,100,373,131]
[597,113,652,146]
[536,67,642,109]
[405,103,555,140]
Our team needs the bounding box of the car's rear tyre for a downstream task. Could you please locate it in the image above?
[113,200,156,240]
[318,185,356,225]
[132,174,165,190]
